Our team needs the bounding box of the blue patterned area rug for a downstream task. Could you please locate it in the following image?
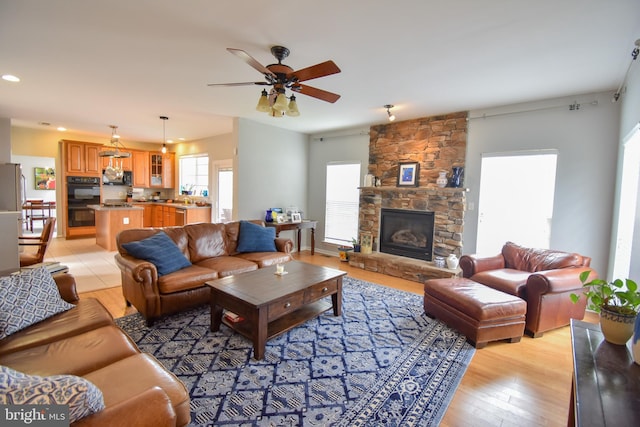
[115,277,475,426]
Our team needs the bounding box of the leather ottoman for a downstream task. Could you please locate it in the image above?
[424,277,527,348]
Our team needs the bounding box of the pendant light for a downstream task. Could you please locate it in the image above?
[160,116,168,153]
[256,89,271,112]
[286,95,300,117]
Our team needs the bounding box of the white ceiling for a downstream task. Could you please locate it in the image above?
[1,1,639,145]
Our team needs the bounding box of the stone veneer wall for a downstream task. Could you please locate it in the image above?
[358,111,468,259]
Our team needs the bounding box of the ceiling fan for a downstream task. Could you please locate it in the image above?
[207,46,341,109]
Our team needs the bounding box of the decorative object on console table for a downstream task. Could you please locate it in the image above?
[436,170,448,188]
[396,162,420,187]
[265,209,273,222]
[570,272,640,345]
[290,212,302,223]
[448,166,464,188]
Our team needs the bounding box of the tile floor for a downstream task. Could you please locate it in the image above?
[24,223,121,293]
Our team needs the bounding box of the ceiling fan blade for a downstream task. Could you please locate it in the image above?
[288,60,341,83]
[207,82,269,87]
[292,84,341,103]
[227,48,276,78]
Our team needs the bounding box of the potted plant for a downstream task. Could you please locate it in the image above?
[571,271,640,345]
[351,237,361,253]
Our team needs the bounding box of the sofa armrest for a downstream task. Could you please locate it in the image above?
[275,238,293,254]
[527,267,597,295]
[53,273,79,304]
[459,254,505,278]
[115,254,159,284]
[72,387,177,427]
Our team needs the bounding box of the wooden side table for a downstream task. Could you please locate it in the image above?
[265,220,317,255]
[568,319,640,426]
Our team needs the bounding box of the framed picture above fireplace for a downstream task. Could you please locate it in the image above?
[397,162,420,187]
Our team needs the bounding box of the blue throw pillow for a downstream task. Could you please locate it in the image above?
[121,231,191,276]
[236,221,277,253]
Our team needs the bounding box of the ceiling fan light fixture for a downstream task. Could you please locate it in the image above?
[273,90,289,112]
[286,95,300,117]
[270,108,284,118]
[384,104,396,122]
[256,89,271,112]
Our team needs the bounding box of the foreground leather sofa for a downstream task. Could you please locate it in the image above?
[115,221,293,325]
[459,241,595,337]
[0,274,190,426]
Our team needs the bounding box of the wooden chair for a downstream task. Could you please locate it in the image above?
[19,217,56,267]
[24,200,55,232]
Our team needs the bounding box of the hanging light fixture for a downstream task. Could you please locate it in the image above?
[384,104,396,122]
[160,116,168,153]
[99,125,131,158]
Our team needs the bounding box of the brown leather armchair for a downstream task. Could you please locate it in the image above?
[459,241,596,337]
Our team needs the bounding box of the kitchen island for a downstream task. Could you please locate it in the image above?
[131,201,212,227]
[88,204,144,251]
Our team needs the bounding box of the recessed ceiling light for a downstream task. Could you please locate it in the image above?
[57,127,67,132]
[2,74,20,82]
[178,137,185,141]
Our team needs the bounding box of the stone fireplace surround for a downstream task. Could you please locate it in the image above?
[349,111,468,282]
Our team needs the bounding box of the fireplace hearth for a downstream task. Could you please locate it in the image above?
[379,208,434,261]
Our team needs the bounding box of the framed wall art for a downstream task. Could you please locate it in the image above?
[34,167,56,190]
[396,162,419,187]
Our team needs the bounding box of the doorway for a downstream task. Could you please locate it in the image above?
[476,151,558,255]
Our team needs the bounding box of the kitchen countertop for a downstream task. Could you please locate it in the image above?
[131,201,211,209]
[88,204,143,211]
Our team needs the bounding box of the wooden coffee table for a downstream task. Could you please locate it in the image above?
[206,261,346,360]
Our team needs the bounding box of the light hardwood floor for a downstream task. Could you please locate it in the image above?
[46,237,596,427]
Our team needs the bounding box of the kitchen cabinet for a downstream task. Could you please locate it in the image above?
[63,140,101,175]
[133,203,153,227]
[101,152,132,171]
[162,206,176,226]
[151,204,163,227]
[132,150,150,188]
[186,207,211,224]
[150,153,174,188]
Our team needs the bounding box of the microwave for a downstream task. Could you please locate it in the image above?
[102,170,133,186]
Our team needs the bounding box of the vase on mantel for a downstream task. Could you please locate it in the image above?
[448,167,464,188]
[436,171,448,188]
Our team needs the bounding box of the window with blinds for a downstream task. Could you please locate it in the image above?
[324,162,361,245]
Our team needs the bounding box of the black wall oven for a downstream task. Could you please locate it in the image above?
[67,176,100,228]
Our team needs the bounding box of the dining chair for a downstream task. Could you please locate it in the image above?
[19,217,56,267]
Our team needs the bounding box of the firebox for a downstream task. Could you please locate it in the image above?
[379,208,434,261]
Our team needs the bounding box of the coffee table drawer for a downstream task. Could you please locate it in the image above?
[268,292,305,320]
[305,280,337,303]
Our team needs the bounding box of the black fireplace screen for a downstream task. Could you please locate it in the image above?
[379,208,434,261]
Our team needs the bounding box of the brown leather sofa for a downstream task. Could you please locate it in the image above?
[115,221,293,325]
[459,242,596,337]
[0,274,190,427]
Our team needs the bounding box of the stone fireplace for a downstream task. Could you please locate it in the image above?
[349,111,468,282]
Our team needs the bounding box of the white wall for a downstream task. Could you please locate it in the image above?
[236,118,309,244]
[307,128,370,254]
[464,91,621,277]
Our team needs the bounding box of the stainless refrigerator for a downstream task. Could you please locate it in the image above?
[0,163,25,211]
[0,163,24,275]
